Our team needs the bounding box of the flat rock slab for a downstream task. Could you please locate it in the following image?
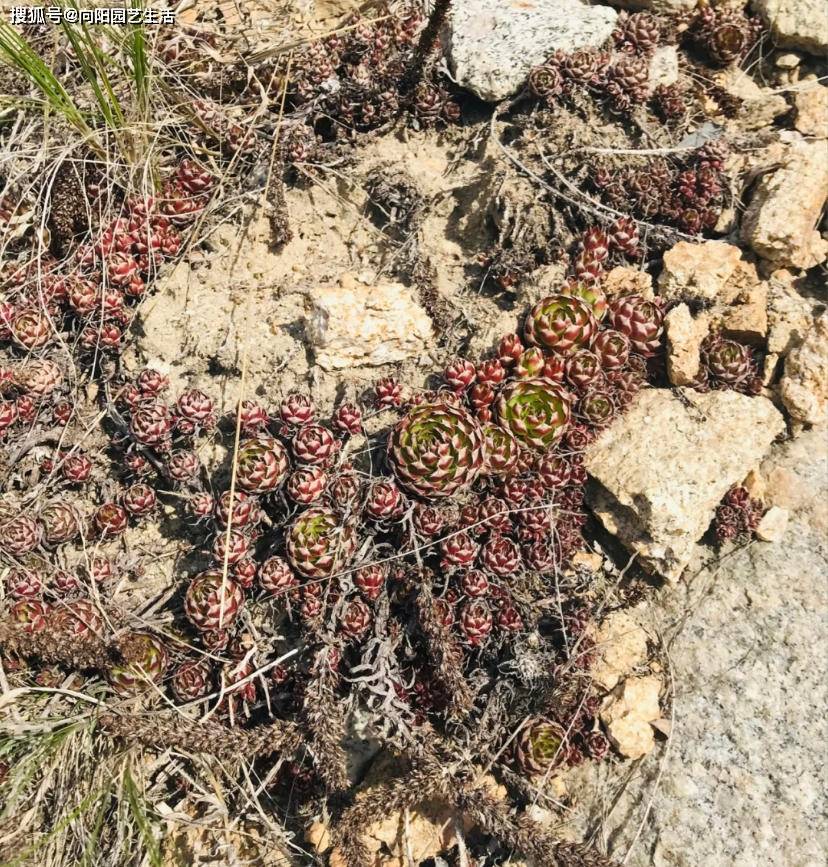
[447,0,617,102]
[585,388,785,581]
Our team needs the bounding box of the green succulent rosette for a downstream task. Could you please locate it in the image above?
[108,631,169,694]
[387,402,484,499]
[286,507,356,578]
[495,378,572,451]
[524,293,597,355]
[515,718,567,777]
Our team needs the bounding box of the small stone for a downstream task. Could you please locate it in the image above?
[603,266,655,300]
[591,610,650,691]
[448,0,618,102]
[775,52,802,69]
[658,241,744,305]
[648,45,679,89]
[586,388,786,581]
[756,506,790,542]
[766,271,815,356]
[779,311,828,425]
[712,282,769,346]
[793,82,828,137]
[601,675,662,725]
[715,68,789,131]
[604,715,655,760]
[740,140,828,269]
[665,303,709,386]
[307,821,332,854]
[306,276,433,371]
[570,550,604,573]
[751,0,828,56]
[742,468,767,501]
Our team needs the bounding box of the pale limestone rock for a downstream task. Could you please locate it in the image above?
[658,241,744,305]
[601,675,662,725]
[740,140,828,269]
[793,81,828,137]
[325,764,506,867]
[775,51,802,69]
[766,271,814,356]
[712,282,769,346]
[570,550,604,573]
[648,45,679,88]
[604,715,656,760]
[742,468,767,500]
[591,610,650,691]
[306,276,433,371]
[448,0,617,102]
[603,266,655,300]
[751,0,828,55]
[779,312,828,425]
[586,388,786,581]
[756,505,790,542]
[716,68,790,131]
[664,303,708,386]
[601,674,663,759]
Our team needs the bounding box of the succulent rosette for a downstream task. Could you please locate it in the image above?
[495,378,572,451]
[480,423,519,477]
[564,349,604,391]
[50,599,104,636]
[171,658,213,703]
[524,294,597,355]
[702,336,752,385]
[480,536,522,577]
[185,569,245,631]
[515,718,567,777]
[607,294,664,357]
[592,329,631,370]
[286,507,356,578]
[38,502,81,546]
[579,388,616,428]
[235,436,290,494]
[9,599,51,633]
[387,402,484,500]
[108,631,169,694]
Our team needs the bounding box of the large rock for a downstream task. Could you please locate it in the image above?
[447,0,617,102]
[657,241,744,305]
[306,275,433,371]
[585,388,785,581]
[779,311,828,425]
[751,0,828,55]
[740,140,828,269]
[573,427,828,866]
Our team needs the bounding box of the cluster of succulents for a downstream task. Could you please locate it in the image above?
[0,355,70,436]
[590,141,729,235]
[2,283,659,771]
[527,39,658,117]
[284,2,458,148]
[713,485,764,544]
[685,5,763,67]
[0,162,210,364]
